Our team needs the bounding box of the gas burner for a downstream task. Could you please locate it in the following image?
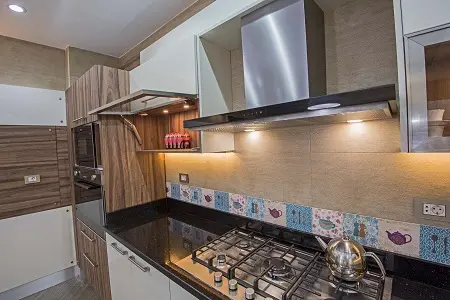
[237,240,250,249]
[263,257,294,280]
[328,275,359,294]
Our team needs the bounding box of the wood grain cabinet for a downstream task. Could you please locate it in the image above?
[66,66,129,127]
[76,219,112,300]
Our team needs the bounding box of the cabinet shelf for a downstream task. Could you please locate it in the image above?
[137,148,200,154]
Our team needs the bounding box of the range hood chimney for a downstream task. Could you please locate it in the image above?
[242,0,326,109]
[184,0,397,132]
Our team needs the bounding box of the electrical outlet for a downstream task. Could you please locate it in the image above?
[179,173,189,184]
[425,204,446,217]
[24,175,40,184]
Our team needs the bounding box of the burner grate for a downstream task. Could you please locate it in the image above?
[191,228,385,300]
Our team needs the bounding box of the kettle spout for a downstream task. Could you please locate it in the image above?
[315,236,328,251]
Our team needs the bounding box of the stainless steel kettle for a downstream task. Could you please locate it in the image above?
[315,235,386,282]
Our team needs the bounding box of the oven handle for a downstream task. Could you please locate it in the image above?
[74,181,99,190]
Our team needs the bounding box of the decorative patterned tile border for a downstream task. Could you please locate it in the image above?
[166,182,450,266]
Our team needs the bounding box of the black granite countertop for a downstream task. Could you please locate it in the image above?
[104,198,450,300]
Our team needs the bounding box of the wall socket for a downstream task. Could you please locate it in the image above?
[179,173,189,184]
[423,203,446,217]
[24,175,40,184]
[414,198,450,223]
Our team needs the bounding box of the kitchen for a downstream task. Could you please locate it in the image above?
[0,0,450,299]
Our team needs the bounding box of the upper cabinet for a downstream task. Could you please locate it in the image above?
[129,36,197,95]
[401,0,450,35]
[0,84,65,126]
[395,0,450,152]
[66,66,129,127]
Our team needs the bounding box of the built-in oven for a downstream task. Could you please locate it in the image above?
[73,123,101,169]
[73,122,106,237]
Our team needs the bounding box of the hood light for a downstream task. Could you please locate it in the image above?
[347,120,363,123]
[9,4,26,13]
[244,129,256,132]
[307,103,341,110]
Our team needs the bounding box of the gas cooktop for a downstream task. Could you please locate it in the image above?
[176,228,385,300]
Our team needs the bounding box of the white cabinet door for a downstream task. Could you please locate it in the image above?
[130,253,170,300]
[0,206,75,293]
[0,84,66,126]
[106,235,134,300]
[170,281,198,300]
[401,0,450,35]
[130,35,197,95]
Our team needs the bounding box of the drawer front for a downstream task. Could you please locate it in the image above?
[76,220,99,263]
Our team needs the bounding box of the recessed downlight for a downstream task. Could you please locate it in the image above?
[163,109,169,114]
[307,103,341,111]
[8,4,26,13]
[183,104,190,109]
[347,119,363,123]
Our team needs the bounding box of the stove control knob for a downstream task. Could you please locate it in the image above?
[245,288,255,299]
[228,279,237,291]
[90,174,97,181]
[214,272,222,283]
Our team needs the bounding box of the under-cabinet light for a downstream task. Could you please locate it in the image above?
[347,120,363,123]
[307,103,341,110]
[244,129,256,132]
[163,109,169,114]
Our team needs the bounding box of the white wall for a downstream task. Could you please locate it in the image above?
[0,206,76,293]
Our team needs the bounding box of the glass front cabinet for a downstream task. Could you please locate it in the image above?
[405,26,450,152]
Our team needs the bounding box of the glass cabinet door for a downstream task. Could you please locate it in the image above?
[406,26,450,152]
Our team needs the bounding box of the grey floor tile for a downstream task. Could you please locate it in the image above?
[21,277,101,300]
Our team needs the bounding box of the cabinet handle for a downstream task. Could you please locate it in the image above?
[83,253,98,268]
[111,242,128,255]
[72,117,86,122]
[128,256,150,272]
[80,230,95,243]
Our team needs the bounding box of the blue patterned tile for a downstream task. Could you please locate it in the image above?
[214,191,229,212]
[245,197,265,220]
[420,225,450,265]
[286,204,312,233]
[191,187,202,204]
[343,214,379,248]
[170,183,180,200]
[166,182,171,198]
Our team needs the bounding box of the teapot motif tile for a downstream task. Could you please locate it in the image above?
[201,188,215,208]
[379,219,419,257]
[264,200,286,226]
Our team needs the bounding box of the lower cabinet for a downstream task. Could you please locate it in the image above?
[106,234,172,300]
[76,219,111,300]
[170,281,198,300]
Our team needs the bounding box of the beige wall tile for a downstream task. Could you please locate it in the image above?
[311,119,400,153]
[310,153,450,224]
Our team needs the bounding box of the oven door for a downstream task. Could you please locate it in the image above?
[73,123,101,169]
[74,180,106,236]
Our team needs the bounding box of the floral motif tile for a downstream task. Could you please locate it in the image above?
[245,197,265,220]
[378,219,420,257]
[264,200,286,226]
[312,208,343,238]
[420,225,450,265]
[201,188,215,208]
[166,182,171,198]
[214,191,230,212]
[286,204,313,233]
[170,183,180,200]
[191,187,202,204]
[229,193,246,216]
[343,214,379,248]
[180,184,191,202]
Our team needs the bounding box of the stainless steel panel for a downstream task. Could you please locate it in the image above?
[406,26,450,152]
[241,0,325,109]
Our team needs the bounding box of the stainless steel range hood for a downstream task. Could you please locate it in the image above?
[184,0,397,132]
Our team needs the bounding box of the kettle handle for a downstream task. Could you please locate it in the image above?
[364,252,386,279]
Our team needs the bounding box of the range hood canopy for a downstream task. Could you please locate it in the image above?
[184,84,397,132]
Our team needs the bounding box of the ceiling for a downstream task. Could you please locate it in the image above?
[0,0,197,57]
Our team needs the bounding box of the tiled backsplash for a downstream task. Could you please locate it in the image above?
[167,182,450,266]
